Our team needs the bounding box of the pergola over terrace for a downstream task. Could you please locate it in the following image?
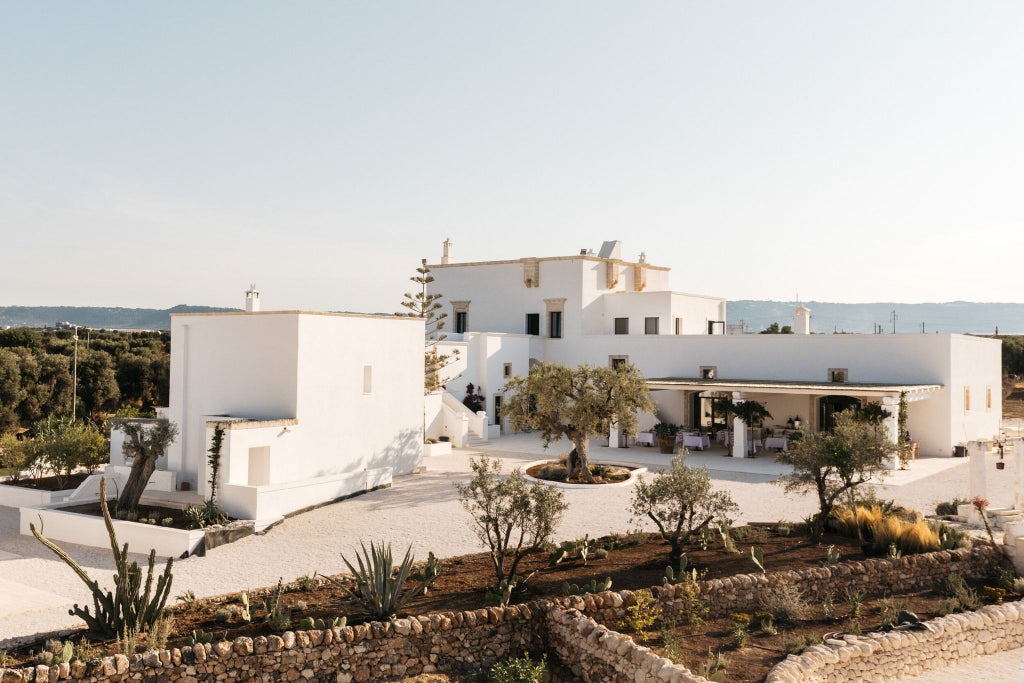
[645,377,943,461]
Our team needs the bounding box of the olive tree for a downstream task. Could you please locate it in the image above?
[112,419,179,516]
[630,457,737,562]
[501,362,654,483]
[456,456,567,593]
[775,410,894,542]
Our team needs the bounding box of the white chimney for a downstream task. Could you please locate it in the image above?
[245,284,261,312]
[794,305,810,334]
[441,238,454,265]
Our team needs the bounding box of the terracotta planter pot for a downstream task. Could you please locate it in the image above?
[658,437,676,454]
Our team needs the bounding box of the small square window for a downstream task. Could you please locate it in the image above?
[526,314,540,335]
[614,318,629,335]
[700,366,717,379]
[503,363,512,378]
[609,355,629,370]
[645,317,659,335]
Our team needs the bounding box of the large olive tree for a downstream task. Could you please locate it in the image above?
[112,419,179,516]
[501,362,654,483]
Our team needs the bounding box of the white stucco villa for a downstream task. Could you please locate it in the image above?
[426,239,1002,460]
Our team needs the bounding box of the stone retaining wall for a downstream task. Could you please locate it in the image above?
[766,601,1024,682]
[544,607,709,683]
[574,545,1001,629]
[0,546,1002,682]
[0,602,546,682]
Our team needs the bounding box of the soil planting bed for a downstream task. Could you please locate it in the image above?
[54,501,225,530]
[4,528,1006,682]
[0,473,90,491]
[524,461,635,484]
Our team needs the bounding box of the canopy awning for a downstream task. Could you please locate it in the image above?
[646,377,942,400]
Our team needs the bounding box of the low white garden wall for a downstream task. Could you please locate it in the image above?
[19,501,205,559]
[0,483,75,508]
[219,466,392,522]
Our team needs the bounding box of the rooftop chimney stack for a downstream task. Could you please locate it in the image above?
[245,284,261,312]
[794,304,811,334]
[441,238,454,265]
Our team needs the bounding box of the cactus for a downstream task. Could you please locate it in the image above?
[190,629,213,645]
[751,546,765,574]
[29,477,173,639]
[561,577,612,596]
[663,555,697,585]
[412,552,441,594]
[237,591,252,623]
[548,547,568,567]
[297,616,346,631]
[262,578,291,631]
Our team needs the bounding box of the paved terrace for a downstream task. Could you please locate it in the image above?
[0,433,1019,678]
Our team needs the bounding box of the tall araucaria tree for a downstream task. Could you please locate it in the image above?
[502,362,654,483]
[398,260,459,393]
[112,418,179,516]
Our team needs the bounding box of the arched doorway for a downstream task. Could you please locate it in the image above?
[819,395,861,431]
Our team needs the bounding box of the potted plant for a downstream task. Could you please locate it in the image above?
[652,423,679,454]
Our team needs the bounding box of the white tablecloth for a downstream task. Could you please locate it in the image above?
[682,434,711,451]
[765,436,789,452]
[635,432,655,447]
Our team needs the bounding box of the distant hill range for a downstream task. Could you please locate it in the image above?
[2,301,1023,334]
[0,305,239,330]
[729,301,1024,335]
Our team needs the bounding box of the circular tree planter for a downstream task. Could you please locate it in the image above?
[519,460,647,489]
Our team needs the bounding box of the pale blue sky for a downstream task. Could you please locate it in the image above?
[2,2,1022,312]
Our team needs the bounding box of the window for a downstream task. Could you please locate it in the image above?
[526,313,540,335]
[451,301,470,334]
[674,317,683,335]
[609,355,629,370]
[700,366,717,379]
[363,365,373,394]
[504,363,512,378]
[544,298,565,339]
[645,317,659,335]
[965,387,971,413]
[549,311,562,338]
[614,317,629,335]
[828,368,848,383]
[987,386,992,411]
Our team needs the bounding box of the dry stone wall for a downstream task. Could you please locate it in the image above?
[766,601,1024,682]
[0,546,1001,683]
[545,607,709,683]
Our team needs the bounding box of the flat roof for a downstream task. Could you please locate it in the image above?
[170,310,421,323]
[428,254,670,271]
[646,377,942,396]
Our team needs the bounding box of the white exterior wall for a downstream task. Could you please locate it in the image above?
[602,292,725,335]
[449,332,998,457]
[167,314,300,491]
[167,312,423,500]
[949,335,1003,446]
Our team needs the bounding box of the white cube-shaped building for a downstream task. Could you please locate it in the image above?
[165,311,424,521]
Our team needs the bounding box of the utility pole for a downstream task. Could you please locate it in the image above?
[72,326,79,420]
[890,310,898,334]
[921,322,925,334]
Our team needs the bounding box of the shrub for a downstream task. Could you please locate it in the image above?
[936,498,968,516]
[489,653,546,683]
[619,589,661,640]
[941,572,982,613]
[328,541,438,620]
[871,517,940,555]
[758,584,810,625]
[456,456,568,589]
[784,634,821,655]
[630,458,737,562]
[832,505,885,539]
[875,598,908,628]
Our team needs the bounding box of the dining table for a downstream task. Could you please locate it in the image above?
[764,436,789,452]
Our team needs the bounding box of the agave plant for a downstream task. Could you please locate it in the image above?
[330,541,437,619]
